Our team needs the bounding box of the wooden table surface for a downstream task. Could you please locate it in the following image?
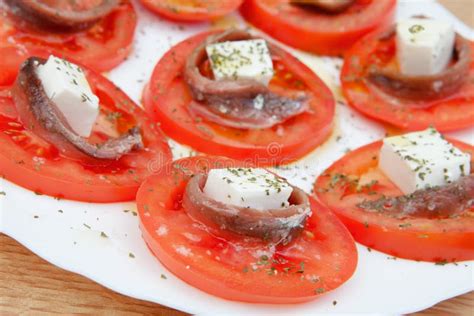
[1,1,473,315]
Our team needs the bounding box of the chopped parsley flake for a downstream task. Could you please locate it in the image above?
[315,288,325,294]
[409,24,425,34]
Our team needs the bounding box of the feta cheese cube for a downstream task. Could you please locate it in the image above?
[206,39,274,86]
[379,128,471,195]
[36,55,100,137]
[396,18,455,76]
[203,168,293,210]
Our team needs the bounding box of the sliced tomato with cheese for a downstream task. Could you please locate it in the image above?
[0,62,172,202]
[314,140,474,262]
[341,27,474,132]
[137,156,357,303]
[143,31,335,166]
[139,0,243,22]
[0,0,136,81]
[240,0,396,56]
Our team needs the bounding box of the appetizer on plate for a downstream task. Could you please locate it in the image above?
[137,156,357,303]
[314,128,474,262]
[143,29,335,165]
[0,55,171,202]
[0,0,136,83]
[341,17,474,131]
[139,0,243,22]
[240,0,396,56]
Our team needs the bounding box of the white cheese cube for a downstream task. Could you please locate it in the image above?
[379,128,471,195]
[203,168,293,210]
[36,55,100,137]
[206,39,274,86]
[396,18,455,76]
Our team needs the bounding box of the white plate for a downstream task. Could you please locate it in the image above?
[1,0,473,314]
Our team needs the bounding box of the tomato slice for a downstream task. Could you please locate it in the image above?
[341,28,474,132]
[314,140,474,262]
[137,156,357,303]
[143,31,335,166]
[0,0,136,80]
[240,0,396,56]
[0,63,172,203]
[139,0,243,22]
[30,0,106,11]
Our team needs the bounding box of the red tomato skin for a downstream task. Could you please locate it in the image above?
[240,0,397,56]
[0,65,172,203]
[336,214,474,262]
[315,141,474,262]
[139,0,243,22]
[0,1,136,76]
[142,31,335,166]
[137,156,358,303]
[341,28,474,132]
[0,154,135,202]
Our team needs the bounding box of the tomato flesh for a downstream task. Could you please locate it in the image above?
[314,140,474,262]
[240,0,396,56]
[139,0,243,22]
[143,31,335,166]
[0,64,171,202]
[341,28,474,132]
[137,156,357,303]
[0,0,136,82]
